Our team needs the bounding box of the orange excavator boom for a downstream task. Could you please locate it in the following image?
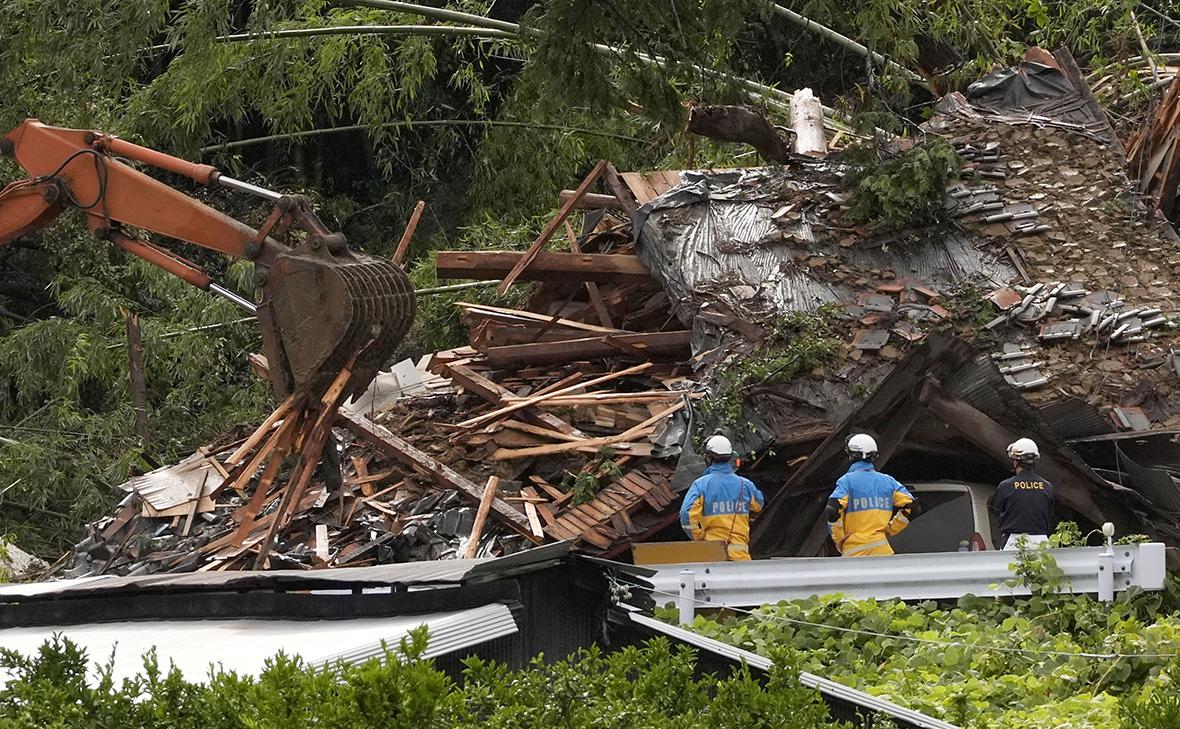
[0,120,415,399]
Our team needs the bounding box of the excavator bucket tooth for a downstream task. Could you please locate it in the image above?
[265,248,415,399]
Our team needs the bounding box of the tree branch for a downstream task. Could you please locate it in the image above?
[687,105,791,163]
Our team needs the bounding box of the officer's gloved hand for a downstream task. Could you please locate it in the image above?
[904,500,923,519]
[825,498,842,523]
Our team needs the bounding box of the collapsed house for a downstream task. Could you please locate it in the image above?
[59,49,1180,579]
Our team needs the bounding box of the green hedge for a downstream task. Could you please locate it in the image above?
[0,631,852,729]
[677,573,1180,729]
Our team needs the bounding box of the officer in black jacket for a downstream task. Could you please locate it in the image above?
[989,437,1055,550]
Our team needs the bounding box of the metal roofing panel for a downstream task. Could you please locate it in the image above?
[0,560,485,600]
[0,543,576,602]
[0,603,517,685]
[631,168,1015,349]
[627,612,959,729]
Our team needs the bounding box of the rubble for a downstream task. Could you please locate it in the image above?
[61,50,1180,573]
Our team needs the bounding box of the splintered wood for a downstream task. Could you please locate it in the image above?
[75,162,699,577]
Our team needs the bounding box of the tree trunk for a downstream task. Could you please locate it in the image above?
[791,88,827,156]
[124,310,152,451]
[686,105,790,164]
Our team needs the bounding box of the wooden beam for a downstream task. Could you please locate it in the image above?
[445,362,584,436]
[603,162,638,216]
[559,190,624,211]
[465,476,499,558]
[497,159,607,293]
[493,401,684,460]
[438,250,650,284]
[392,199,426,266]
[338,410,535,537]
[917,378,1140,536]
[483,331,692,367]
[457,302,626,334]
[457,362,652,429]
[565,219,616,329]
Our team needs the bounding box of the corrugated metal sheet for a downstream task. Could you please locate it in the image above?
[0,561,481,599]
[0,603,517,685]
[1038,398,1114,440]
[627,612,959,729]
[631,167,1014,346]
[311,602,518,666]
[0,544,575,601]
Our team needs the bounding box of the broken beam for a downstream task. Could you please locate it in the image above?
[437,250,651,283]
[483,331,692,367]
[559,190,625,211]
[338,410,535,538]
[497,160,607,293]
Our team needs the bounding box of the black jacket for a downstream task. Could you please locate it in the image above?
[989,470,1055,539]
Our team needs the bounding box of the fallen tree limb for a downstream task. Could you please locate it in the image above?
[687,105,790,163]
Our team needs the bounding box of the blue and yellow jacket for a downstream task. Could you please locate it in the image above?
[828,461,914,557]
[680,463,765,560]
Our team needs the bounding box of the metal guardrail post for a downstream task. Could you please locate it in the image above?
[1097,522,1115,603]
[678,569,696,625]
[1097,550,1115,602]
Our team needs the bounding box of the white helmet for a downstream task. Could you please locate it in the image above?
[846,433,878,460]
[1007,437,1040,463]
[705,434,733,458]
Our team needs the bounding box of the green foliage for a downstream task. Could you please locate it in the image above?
[564,449,623,505]
[1120,656,1180,729]
[843,137,961,231]
[522,0,770,128]
[0,633,847,729]
[676,576,1180,729]
[1005,536,1070,599]
[0,236,270,553]
[701,312,840,433]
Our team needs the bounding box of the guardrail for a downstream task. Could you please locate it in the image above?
[636,544,1168,624]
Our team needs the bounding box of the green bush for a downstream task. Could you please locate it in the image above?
[674,573,1180,729]
[0,632,848,729]
[843,138,961,231]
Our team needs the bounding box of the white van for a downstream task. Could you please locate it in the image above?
[888,481,998,553]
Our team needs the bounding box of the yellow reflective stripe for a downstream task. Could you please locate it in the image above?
[844,539,889,556]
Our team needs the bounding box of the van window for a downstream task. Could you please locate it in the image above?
[889,490,974,554]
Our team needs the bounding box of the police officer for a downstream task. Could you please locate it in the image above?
[679,435,765,561]
[826,434,920,557]
[990,437,1055,550]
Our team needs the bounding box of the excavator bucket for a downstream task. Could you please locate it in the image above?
[263,245,416,400]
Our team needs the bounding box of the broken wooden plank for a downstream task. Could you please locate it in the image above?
[604,162,639,215]
[457,302,626,334]
[465,476,500,558]
[483,331,692,367]
[520,486,547,540]
[559,189,625,210]
[338,410,534,537]
[446,362,583,437]
[498,419,584,443]
[226,394,297,466]
[439,250,650,284]
[392,200,426,266]
[457,362,652,429]
[493,400,683,460]
[497,160,607,293]
[564,219,616,330]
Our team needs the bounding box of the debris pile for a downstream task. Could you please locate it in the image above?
[71,171,700,576]
[64,51,1180,572]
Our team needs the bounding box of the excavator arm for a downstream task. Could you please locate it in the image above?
[0,120,415,399]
